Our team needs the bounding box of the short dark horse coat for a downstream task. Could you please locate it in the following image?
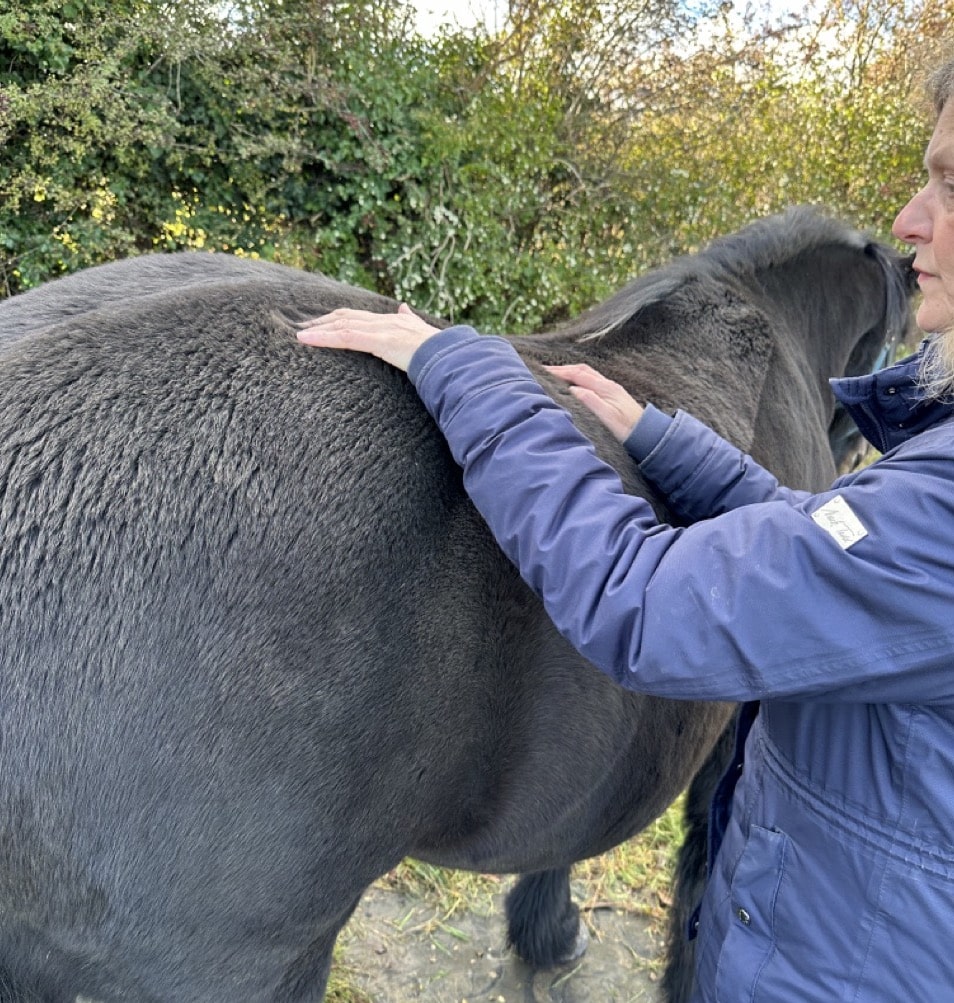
[0,208,913,1002]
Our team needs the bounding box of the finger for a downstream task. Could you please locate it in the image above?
[543,363,599,381]
[567,384,621,423]
[544,363,619,395]
[299,309,436,338]
[543,363,606,381]
[567,383,616,413]
[297,308,372,327]
[566,386,639,442]
[296,313,390,343]
[566,384,602,407]
[295,312,355,332]
[296,325,353,348]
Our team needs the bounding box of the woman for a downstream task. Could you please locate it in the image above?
[297,60,954,1000]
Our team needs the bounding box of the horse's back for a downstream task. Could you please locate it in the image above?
[0,252,389,343]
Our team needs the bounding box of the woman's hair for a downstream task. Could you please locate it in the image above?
[928,57,954,116]
[917,57,954,400]
[918,335,954,400]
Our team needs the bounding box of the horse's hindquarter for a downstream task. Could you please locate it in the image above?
[0,279,517,993]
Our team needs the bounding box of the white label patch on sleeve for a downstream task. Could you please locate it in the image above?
[811,494,868,550]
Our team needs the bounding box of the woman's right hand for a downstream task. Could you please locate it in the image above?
[296,303,440,372]
[544,363,645,443]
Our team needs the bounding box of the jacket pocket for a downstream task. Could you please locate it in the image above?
[714,823,789,1002]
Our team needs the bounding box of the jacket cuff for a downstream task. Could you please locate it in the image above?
[407,325,482,387]
[623,403,673,462]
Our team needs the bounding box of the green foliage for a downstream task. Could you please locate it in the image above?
[0,0,211,291]
[0,0,949,326]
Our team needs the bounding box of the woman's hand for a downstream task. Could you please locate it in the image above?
[544,363,644,443]
[297,303,441,372]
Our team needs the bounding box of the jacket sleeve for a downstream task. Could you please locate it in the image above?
[625,405,814,520]
[408,327,954,704]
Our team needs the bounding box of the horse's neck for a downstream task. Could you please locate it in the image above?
[749,260,864,387]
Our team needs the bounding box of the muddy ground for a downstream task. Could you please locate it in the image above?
[336,878,666,1003]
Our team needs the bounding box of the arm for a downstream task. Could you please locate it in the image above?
[632,408,815,519]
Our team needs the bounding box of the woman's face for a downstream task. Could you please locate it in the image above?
[893,100,954,333]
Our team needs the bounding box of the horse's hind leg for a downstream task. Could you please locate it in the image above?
[661,717,736,1003]
[274,893,363,1003]
[505,868,588,967]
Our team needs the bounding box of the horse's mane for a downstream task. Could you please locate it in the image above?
[560,206,879,342]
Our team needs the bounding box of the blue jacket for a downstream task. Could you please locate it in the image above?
[408,327,954,1001]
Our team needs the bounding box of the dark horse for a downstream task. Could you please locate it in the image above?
[0,208,913,1002]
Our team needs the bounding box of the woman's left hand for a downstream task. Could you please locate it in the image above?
[544,363,645,443]
[297,304,441,372]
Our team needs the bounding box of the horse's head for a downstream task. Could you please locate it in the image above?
[844,243,917,375]
[727,211,918,471]
[541,208,918,475]
[828,242,918,470]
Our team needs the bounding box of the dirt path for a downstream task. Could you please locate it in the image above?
[336,881,666,1003]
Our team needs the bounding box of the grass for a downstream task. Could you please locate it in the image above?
[327,795,686,1000]
[574,793,686,929]
[326,957,376,1003]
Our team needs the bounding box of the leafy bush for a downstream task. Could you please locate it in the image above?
[0,0,946,328]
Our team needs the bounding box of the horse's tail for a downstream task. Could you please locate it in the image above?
[661,716,737,1003]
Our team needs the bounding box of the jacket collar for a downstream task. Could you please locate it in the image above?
[830,340,954,454]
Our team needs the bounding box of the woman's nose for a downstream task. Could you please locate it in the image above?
[892,187,932,245]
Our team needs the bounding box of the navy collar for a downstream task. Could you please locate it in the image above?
[830,341,954,454]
